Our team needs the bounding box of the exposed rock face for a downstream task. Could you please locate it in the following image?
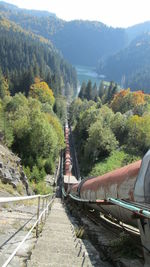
[0,144,29,195]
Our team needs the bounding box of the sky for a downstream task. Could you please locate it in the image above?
[1,0,150,28]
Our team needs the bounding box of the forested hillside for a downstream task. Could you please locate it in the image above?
[0,2,128,66]
[97,33,150,93]
[70,84,150,176]
[0,15,77,97]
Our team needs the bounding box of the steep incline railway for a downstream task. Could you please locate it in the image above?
[63,120,150,267]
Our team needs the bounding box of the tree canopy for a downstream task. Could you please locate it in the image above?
[29,81,55,107]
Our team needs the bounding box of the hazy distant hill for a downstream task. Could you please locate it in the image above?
[0,2,128,66]
[0,1,56,18]
[97,33,150,92]
[52,20,127,66]
[126,21,150,43]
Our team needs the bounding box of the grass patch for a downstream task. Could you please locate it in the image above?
[75,226,85,239]
[16,182,24,195]
[89,150,140,177]
[0,180,15,195]
[14,198,38,206]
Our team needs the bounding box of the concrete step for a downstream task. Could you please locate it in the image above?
[27,198,98,267]
[28,253,94,267]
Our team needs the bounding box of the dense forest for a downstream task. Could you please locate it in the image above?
[70,82,150,176]
[0,15,77,97]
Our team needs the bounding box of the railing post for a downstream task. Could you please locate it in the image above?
[41,198,45,224]
[45,198,48,220]
[48,195,52,212]
[36,196,40,238]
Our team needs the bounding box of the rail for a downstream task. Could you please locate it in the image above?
[69,126,81,180]
[0,193,55,267]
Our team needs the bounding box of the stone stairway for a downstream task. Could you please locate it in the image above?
[27,198,106,267]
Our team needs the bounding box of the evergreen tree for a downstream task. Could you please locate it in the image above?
[78,82,86,100]
[107,81,118,103]
[98,81,105,99]
[92,83,98,100]
[85,80,92,101]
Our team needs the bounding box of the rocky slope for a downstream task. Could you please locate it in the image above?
[0,143,29,196]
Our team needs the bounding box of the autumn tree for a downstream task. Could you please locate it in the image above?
[110,89,146,113]
[29,81,55,107]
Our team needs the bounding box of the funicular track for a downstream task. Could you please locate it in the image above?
[62,120,150,267]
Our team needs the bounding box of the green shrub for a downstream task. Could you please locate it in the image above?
[44,157,54,174]
[36,157,45,170]
[23,166,31,180]
[40,167,46,179]
[30,165,41,182]
[30,181,52,195]
[89,150,140,177]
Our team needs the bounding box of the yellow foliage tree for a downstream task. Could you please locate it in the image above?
[110,89,146,113]
[29,81,55,107]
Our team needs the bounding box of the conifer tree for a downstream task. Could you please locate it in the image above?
[78,82,86,100]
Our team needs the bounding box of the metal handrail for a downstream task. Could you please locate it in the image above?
[0,193,51,204]
[1,193,55,267]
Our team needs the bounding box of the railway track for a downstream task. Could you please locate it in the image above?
[66,198,144,266]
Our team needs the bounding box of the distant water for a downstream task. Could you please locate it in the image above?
[75,65,105,92]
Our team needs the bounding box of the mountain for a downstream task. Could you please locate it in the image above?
[0,2,128,66]
[0,14,77,96]
[126,21,150,43]
[1,1,150,92]
[51,20,127,66]
[0,1,56,18]
[97,33,150,92]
